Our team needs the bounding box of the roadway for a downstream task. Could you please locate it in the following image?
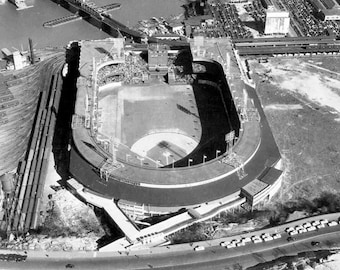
[236,45,340,56]
[1,213,340,269]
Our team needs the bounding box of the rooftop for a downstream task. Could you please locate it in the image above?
[242,179,269,197]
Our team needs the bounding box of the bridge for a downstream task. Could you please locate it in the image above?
[50,0,189,46]
[49,0,141,41]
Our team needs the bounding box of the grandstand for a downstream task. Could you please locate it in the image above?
[69,38,282,217]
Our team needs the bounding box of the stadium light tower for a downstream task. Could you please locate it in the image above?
[137,156,144,167]
[163,152,171,165]
[111,137,119,163]
[243,88,248,113]
[188,158,193,167]
[226,52,230,76]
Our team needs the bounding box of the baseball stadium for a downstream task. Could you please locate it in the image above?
[69,38,282,218]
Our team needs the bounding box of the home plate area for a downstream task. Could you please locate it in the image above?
[130,132,198,166]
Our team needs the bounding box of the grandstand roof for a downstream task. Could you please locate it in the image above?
[258,167,283,185]
[242,179,268,197]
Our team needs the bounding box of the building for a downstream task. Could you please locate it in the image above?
[148,43,169,75]
[260,0,273,9]
[12,51,25,70]
[227,0,248,3]
[169,22,184,36]
[152,33,182,41]
[264,9,290,35]
[69,38,282,219]
[241,167,282,210]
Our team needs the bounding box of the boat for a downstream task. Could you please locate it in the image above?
[8,0,33,10]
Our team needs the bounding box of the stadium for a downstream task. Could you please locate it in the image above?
[69,38,282,218]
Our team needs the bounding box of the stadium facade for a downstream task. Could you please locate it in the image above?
[68,38,283,219]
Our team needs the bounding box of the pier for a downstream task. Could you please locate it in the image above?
[100,3,121,12]
[43,14,82,28]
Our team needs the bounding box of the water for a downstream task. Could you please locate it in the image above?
[0,0,184,50]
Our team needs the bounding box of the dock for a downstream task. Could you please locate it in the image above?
[100,3,121,12]
[43,14,82,28]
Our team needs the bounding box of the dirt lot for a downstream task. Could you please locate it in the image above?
[248,56,340,203]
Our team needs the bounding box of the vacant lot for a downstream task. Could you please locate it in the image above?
[249,56,340,203]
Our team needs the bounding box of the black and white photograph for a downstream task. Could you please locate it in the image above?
[0,0,340,269]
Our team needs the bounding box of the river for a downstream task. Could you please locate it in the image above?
[0,0,184,50]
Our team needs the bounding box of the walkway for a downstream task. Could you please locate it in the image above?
[67,179,140,242]
[67,178,246,252]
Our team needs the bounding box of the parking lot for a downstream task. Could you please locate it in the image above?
[209,0,253,38]
[273,0,340,37]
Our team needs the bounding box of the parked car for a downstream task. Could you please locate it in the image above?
[287,236,296,242]
[306,226,317,231]
[194,245,205,251]
[317,224,325,229]
[226,243,236,249]
[273,233,281,239]
[328,221,338,227]
[320,219,328,224]
[263,236,274,242]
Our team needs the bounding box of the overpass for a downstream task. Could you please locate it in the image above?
[66,177,247,251]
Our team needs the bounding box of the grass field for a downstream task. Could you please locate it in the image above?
[96,68,236,167]
[97,80,201,165]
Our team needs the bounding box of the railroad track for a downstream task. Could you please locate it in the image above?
[1,55,65,233]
